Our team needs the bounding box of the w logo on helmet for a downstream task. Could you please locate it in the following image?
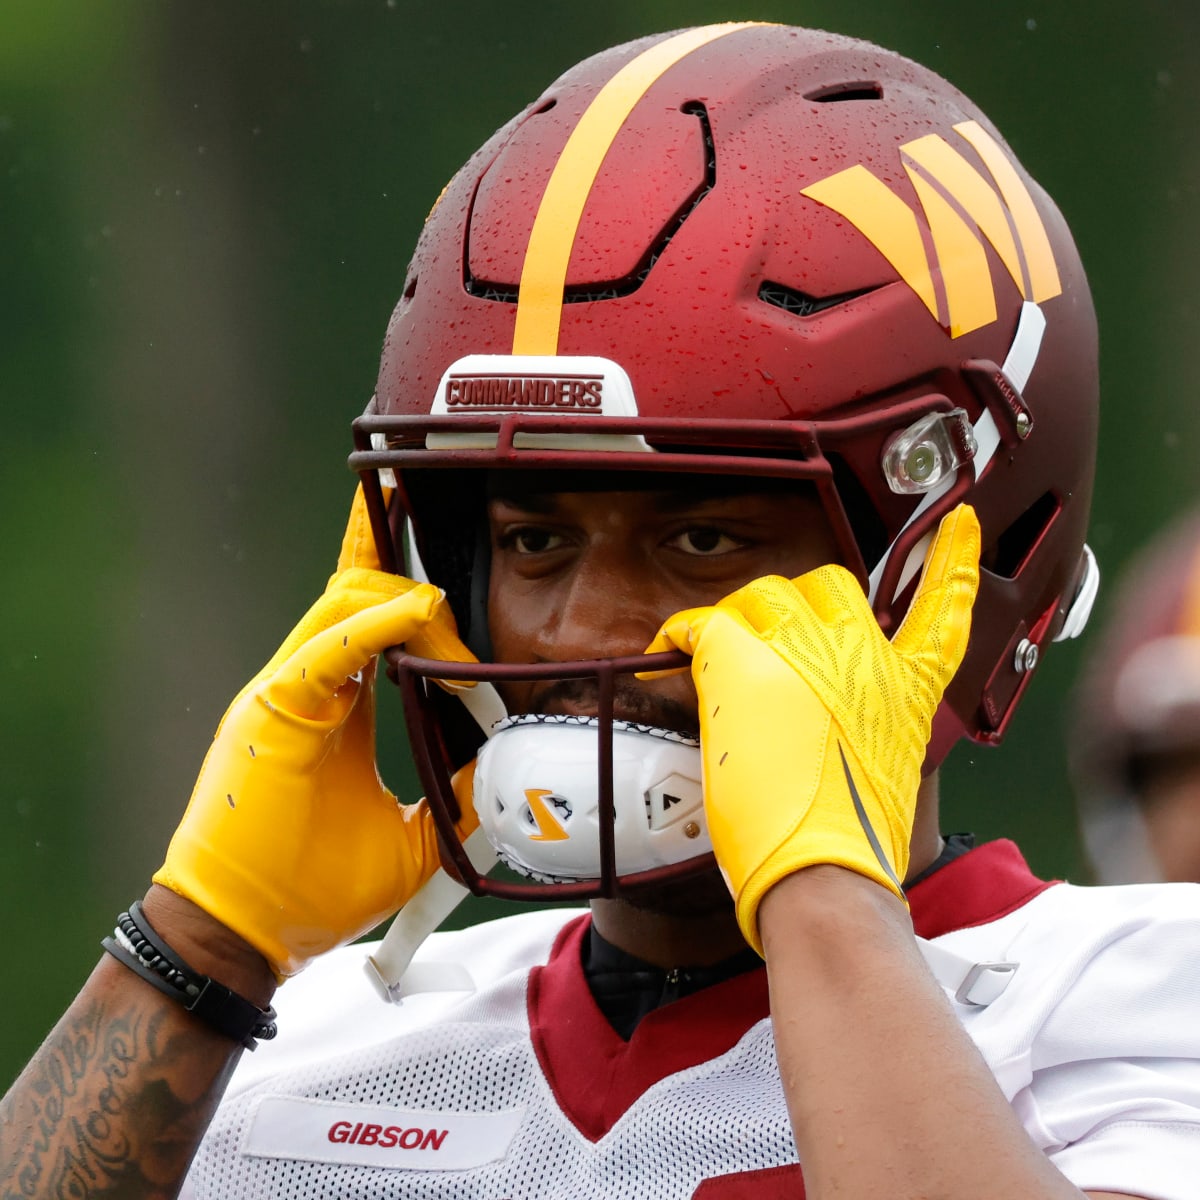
[801,120,1061,338]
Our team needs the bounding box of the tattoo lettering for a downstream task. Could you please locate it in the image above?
[1,993,234,1200]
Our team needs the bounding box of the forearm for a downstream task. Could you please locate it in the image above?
[0,889,276,1200]
[760,867,1083,1200]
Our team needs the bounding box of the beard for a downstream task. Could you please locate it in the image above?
[525,677,700,740]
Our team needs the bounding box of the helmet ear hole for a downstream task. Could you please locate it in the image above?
[400,470,488,642]
[990,491,1061,579]
[828,453,888,570]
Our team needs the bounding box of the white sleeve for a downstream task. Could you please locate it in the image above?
[1015,889,1200,1199]
[1020,1058,1200,1198]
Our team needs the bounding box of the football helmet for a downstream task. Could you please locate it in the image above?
[349,22,1100,901]
[1069,508,1200,883]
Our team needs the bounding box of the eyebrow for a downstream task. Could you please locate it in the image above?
[486,491,560,515]
[486,486,772,516]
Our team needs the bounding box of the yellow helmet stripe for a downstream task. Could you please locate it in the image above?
[512,22,760,356]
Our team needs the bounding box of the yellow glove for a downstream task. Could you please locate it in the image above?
[644,504,980,954]
[153,486,476,977]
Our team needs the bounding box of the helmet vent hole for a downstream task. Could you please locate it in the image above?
[805,81,884,103]
[991,490,1061,579]
[402,275,417,301]
[758,281,875,317]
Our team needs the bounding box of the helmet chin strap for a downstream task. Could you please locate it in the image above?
[473,716,708,883]
[366,523,506,1000]
[364,825,499,1003]
[364,602,506,1000]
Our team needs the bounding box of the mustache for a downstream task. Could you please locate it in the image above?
[529,678,699,740]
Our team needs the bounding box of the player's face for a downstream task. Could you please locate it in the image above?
[486,478,842,727]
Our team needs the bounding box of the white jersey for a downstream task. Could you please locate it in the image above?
[183,840,1200,1199]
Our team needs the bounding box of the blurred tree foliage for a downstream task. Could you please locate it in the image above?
[1,0,1197,1084]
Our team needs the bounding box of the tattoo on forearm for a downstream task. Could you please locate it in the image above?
[1,997,231,1200]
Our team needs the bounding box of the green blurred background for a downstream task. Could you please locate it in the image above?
[2,0,1197,1083]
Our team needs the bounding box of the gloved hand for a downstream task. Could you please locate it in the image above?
[644,504,980,954]
[153,486,477,977]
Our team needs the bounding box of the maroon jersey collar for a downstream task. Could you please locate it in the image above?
[528,838,1054,1140]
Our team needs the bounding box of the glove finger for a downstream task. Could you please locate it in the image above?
[711,574,810,638]
[255,567,419,677]
[336,483,389,573]
[269,582,444,709]
[788,563,871,630]
[889,503,981,677]
[637,605,715,677]
[405,599,480,670]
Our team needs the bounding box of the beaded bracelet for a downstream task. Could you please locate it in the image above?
[102,901,277,1050]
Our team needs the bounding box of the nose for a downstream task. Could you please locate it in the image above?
[534,542,666,664]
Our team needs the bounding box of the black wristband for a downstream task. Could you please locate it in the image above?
[102,901,277,1050]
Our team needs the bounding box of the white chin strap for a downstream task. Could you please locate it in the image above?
[364,679,505,1003]
[364,824,498,1002]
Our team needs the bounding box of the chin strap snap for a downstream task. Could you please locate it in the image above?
[364,827,499,1003]
[916,936,1018,1006]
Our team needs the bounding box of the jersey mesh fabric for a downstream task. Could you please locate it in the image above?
[188,1014,793,1199]
[183,845,1200,1200]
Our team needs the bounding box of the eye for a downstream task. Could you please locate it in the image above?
[669,527,744,556]
[501,526,565,555]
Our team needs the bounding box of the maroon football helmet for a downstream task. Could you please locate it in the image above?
[348,22,1100,900]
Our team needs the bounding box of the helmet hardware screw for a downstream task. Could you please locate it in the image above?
[1015,411,1033,439]
[683,821,702,840]
[1013,638,1039,674]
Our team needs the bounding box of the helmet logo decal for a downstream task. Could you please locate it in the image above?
[434,354,636,415]
[427,354,654,451]
[444,369,603,411]
[523,788,571,841]
[511,22,762,357]
[801,121,1061,337]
